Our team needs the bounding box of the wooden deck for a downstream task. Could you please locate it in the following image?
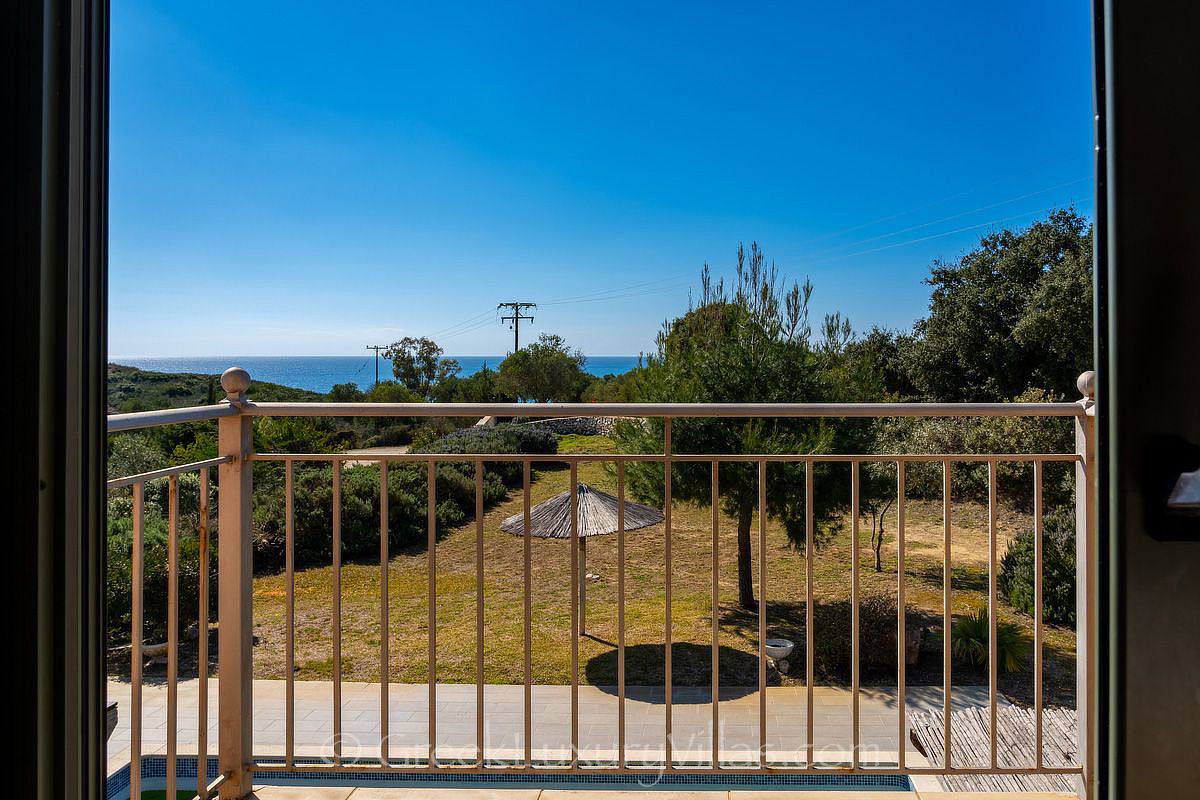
[908,707,1078,794]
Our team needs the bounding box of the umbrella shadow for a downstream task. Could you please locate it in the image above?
[584,642,778,703]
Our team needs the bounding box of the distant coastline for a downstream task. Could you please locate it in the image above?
[110,355,642,394]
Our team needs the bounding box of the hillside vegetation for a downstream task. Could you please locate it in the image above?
[107,363,322,413]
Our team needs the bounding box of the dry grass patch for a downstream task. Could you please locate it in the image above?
[250,436,1077,706]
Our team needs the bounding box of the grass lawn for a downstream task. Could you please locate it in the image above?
[249,434,1077,707]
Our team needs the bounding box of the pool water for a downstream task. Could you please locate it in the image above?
[108,757,913,799]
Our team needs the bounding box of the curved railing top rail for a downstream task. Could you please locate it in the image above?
[109,399,1085,432]
[107,403,239,432]
[106,366,1097,431]
[243,399,1085,418]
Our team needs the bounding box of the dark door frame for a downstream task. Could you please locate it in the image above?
[1095,1,1200,798]
[9,1,110,799]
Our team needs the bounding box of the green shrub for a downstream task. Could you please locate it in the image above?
[106,484,217,646]
[364,380,421,403]
[998,506,1076,624]
[951,607,1026,672]
[250,424,558,571]
[254,416,347,455]
[327,382,366,402]
[874,388,1075,510]
[810,594,906,679]
[363,423,413,448]
[413,423,559,482]
[107,432,167,480]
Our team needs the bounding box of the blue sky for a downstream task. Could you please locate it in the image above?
[109,2,1094,357]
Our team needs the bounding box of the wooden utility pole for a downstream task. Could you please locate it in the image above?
[366,344,386,387]
[497,302,536,353]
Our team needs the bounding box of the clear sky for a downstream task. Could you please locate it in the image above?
[109,2,1094,357]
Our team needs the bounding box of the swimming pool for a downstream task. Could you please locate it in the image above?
[107,757,913,799]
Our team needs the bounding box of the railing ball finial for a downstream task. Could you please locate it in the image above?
[1077,370,1096,401]
[221,366,251,405]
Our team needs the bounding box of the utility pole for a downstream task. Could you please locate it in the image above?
[497,302,536,353]
[366,344,386,387]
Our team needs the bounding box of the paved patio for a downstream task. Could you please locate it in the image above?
[107,680,1006,777]
[244,789,1075,800]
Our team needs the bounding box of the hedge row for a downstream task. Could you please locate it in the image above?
[106,424,557,644]
[249,423,558,570]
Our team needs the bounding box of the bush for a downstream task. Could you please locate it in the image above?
[581,368,645,402]
[106,481,217,645]
[951,607,1026,672]
[998,506,1076,624]
[327,382,366,402]
[413,423,559,483]
[810,594,906,679]
[874,388,1075,510]
[365,381,421,403]
[107,432,167,480]
[250,423,558,571]
[363,423,413,448]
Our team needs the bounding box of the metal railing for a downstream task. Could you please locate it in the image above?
[107,456,231,800]
[106,367,1097,799]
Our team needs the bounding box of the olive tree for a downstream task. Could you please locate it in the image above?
[384,336,461,398]
[496,333,590,402]
[905,209,1093,402]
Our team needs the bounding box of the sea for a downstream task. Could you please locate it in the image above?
[111,355,643,394]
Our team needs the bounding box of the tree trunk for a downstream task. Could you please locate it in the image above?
[737,505,755,610]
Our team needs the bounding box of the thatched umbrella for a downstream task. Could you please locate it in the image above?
[500,484,663,634]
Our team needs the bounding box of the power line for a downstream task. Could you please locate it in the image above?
[541,274,692,305]
[792,177,1015,246]
[427,308,497,339]
[430,181,1093,350]
[808,198,1092,264]
[800,178,1089,259]
[440,315,504,341]
[545,283,690,305]
[441,282,690,344]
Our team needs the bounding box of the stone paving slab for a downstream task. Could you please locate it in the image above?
[245,790,1073,799]
[107,679,1004,778]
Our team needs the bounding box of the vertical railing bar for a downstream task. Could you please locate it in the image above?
[570,464,580,769]
[167,475,179,799]
[988,461,998,771]
[380,459,390,768]
[663,418,673,769]
[427,460,437,768]
[131,482,144,800]
[617,461,627,770]
[896,461,906,772]
[805,460,815,768]
[942,459,952,771]
[851,461,860,770]
[711,461,719,770]
[475,461,485,767]
[197,468,210,798]
[523,460,532,769]
[757,459,767,768]
[1034,459,1044,770]
[285,460,295,768]
[333,459,343,765]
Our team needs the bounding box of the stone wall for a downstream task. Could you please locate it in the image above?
[519,416,630,436]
